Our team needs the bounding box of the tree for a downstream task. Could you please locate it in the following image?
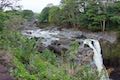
[107,1,120,29]
[79,0,109,31]
[38,7,50,23]
[21,10,34,21]
[60,0,80,28]
[49,6,60,25]
[0,0,21,10]
[78,0,101,30]
[0,11,9,31]
[4,15,26,30]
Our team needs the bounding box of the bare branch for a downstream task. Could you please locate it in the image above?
[0,0,21,10]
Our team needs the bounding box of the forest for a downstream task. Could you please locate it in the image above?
[39,0,120,31]
[0,0,120,80]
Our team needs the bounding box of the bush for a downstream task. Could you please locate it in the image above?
[0,12,9,31]
[4,15,26,30]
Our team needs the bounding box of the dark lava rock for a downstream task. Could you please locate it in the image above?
[110,68,120,80]
[48,45,66,55]
[74,34,87,39]
[48,39,71,55]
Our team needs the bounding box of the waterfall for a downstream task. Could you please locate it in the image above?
[83,39,109,80]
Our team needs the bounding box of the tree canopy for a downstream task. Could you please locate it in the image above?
[38,7,50,23]
[38,0,120,31]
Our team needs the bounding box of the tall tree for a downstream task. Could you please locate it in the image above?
[49,6,60,25]
[60,0,80,28]
[21,10,34,21]
[38,7,50,23]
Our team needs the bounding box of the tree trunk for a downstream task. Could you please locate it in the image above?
[101,21,103,30]
[102,20,106,32]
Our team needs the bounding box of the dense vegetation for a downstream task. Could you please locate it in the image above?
[38,0,120,31]
[0,0,120,80]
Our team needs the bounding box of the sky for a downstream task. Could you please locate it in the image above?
[20,0,61,13]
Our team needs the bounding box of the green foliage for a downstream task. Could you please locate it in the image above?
[74,65,99,80]
[49,6,60,25]
[0,30,36,62]
[0,10,27,31]
[60,0,80,27]
[0,30,101,80]
[29,54,71,80]
[37,0,120,31]
[4,15,26,30]
[40,49,57,65]
[11,56,37,80]
[21,10,34,21]
[0,11,9,31]
[38,7,50,23]
[68,41,79,60]
[0,30,70,80]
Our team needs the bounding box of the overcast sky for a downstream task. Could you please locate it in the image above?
[20,0,61,13]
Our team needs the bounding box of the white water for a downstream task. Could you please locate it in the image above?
[83,39,109,80]
[21,29,59,46]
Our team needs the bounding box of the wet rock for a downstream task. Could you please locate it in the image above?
[48,45,63,55]
[48,45,68,55]
[73,34,87,39]
[51,39,71,46]
[47,39,72,55]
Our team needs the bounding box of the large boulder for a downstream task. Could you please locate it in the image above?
[47,39,72,55]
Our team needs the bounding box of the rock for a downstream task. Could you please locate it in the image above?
[0,73,14,80]
[76,47,94,66]
[48,45,67,55]
[0,50,14,80]
[110,68,120,80]
[47,39,71,55]
[0,50,12,66]
[74,34,87,39]
[0,65,8,73]
[36,43,46,53]
[51,39,71,46]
